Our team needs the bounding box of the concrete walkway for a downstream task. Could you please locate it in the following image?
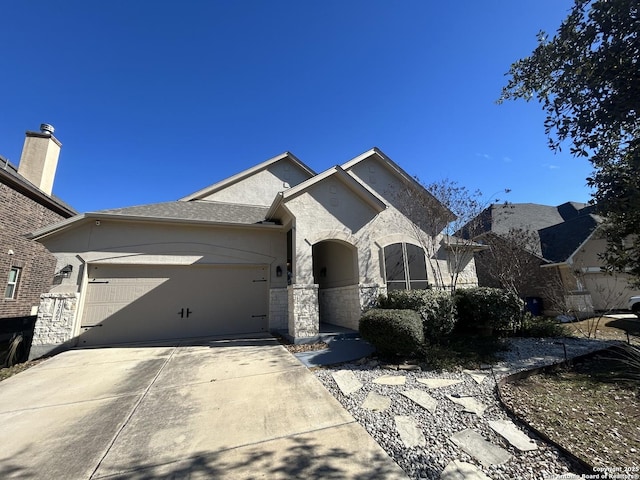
[0,334,407,479]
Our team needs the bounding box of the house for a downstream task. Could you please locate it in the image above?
[471,202,640,315]
[1,124,76,362]
[28,147,480,354]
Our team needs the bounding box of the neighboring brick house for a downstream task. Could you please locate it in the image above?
[1,125,75,359]
[470,202,640,315]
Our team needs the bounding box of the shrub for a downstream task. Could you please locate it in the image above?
[377,290,457,344]
[359,308,424,357]
[517,313,567,337]
[454,287,523,334]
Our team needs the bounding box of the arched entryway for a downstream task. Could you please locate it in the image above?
[312,240,360,330]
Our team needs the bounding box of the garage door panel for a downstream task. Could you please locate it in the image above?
[79,265,268,346]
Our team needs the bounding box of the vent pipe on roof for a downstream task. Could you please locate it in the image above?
[40,123,55,135]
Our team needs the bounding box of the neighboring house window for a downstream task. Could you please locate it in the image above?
[5,266,21,299]
[383,243,428,290]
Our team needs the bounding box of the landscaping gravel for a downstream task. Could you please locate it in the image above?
[313,336,620,480]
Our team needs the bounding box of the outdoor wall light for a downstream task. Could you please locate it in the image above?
[276,265,283,277]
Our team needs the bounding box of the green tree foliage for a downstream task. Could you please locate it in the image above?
[499,0,640,285]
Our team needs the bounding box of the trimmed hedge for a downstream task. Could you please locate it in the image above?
[454,287,523,334]
[378,290,456,343]
[359,308,424,357]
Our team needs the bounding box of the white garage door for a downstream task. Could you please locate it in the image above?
[79,264,269,346]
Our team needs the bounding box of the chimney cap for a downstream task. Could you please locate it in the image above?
[40,123,55,135]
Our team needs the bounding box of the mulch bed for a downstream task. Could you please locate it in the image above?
[500,349,640,470]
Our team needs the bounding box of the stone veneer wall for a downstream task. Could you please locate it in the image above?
[318,285,361,330]
[359,283,385,312]
[30,292,78,359]
[287,284,319,340]
[269,287,288,331]
[318,283,386,331]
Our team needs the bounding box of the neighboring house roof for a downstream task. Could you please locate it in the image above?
[0,155,76,218]
[180,151,316,201]
[539,213,601,263]
[471,201,600,264]
[480,202,590,236]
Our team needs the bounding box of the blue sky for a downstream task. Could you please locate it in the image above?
[0,1,592,213]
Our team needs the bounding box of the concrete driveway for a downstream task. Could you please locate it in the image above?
[0,334,407,479]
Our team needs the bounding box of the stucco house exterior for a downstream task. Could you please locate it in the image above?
[472,202,640,316]
[29,147,480,355]
[1,124,76,362]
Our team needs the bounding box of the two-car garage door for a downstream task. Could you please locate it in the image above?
[78,264,269,346]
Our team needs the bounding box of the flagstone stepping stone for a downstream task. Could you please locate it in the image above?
[440,460,492,480]
[373,375,406,385]
[446,394,488,416]
[462,369,489,384]
[362,391,391,412]
[488,420,538,451]
[417,378,464,389]
[449,429,513,467]
[401,389,438,413]
[395,415,426,448]
[331,370,363,396]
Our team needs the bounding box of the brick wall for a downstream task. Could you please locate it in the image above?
[0,182,65,318]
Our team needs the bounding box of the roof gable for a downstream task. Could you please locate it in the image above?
[266,165,387,220]
[341,147,454,230]
[180,152,316,205]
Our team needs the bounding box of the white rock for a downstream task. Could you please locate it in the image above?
[331,370,362,396]
[361,391,391,412]
[446,395,488,416]
[440,460,492,480]
[373,374,406,385]
[488,420,538,452]
[395,415,426,448]
[462,369,489,384]
[401,389,438,413]
[449,429,513,467]
[416,378,464,389]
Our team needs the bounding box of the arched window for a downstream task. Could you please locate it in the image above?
[383,243,428,290]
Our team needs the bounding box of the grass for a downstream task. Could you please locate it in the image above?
[565,314,640,344]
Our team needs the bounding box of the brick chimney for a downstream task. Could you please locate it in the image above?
[17,123,61,196]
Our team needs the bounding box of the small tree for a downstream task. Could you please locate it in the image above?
[476,228,543,298]
[391,177,507,293]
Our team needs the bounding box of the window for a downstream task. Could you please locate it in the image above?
[5,266,21,299]
[383,243,428,290]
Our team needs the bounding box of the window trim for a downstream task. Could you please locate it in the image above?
[5,266,21,299]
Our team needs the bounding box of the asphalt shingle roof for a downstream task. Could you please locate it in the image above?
[96,200,271,225]
[1,155,76,216]
[539,214,600,263]
[475,201,599,263]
